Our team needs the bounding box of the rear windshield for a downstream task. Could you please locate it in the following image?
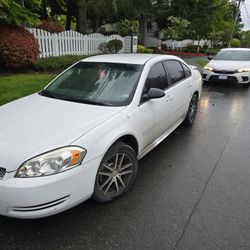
[214,50,250,61]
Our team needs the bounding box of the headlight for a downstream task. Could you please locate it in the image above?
[16,146,86,178]
[237,68,250,73]
[204,66,213,71]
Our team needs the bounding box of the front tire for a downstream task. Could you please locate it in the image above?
[93,142,138,203]
[183,94,198,126]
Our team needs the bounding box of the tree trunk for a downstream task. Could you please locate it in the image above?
[139,14,147,46]
[66,14,72,30]
[76,0,87,34]
[41,0,48,20]
[93,18,100,33]
[65,1,72,30]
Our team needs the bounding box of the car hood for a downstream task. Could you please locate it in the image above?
[208,60,250,71]
[0,94,125,171]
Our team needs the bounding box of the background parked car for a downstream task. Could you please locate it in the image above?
[203,48,250,87]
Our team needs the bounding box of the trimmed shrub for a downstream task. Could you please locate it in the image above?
[37,20,64,33]
[0,24,40,69]
[231,38,241,48]
[34,55,89,71]
[186,45,200,53]
[106,39,123,53]
[99,40,123,54]
[99,42,109,54]
[137,45,153,53]
[153,48,166,54]
[206,48,219,55]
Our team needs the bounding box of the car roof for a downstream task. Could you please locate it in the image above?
[82,53,180,65]
[220,48,250,52]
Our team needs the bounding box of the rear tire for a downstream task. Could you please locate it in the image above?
[93,142,138,203]
[183,94,198,126]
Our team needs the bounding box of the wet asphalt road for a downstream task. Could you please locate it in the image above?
[1,68,250,250]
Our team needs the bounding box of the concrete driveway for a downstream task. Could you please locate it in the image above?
[1,63,250,250]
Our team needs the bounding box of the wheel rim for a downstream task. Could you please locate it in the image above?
[189,97,198,122]
[97,153,134,196]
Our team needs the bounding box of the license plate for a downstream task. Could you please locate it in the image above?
[218,75,227,80]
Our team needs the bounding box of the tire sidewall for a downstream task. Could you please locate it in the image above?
[93,142,138,203]
[184,94,198,126]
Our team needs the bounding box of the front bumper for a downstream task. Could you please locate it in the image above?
[0,156,102,219]
[203,69,250,84]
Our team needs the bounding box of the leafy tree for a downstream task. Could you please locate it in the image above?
[169,0,238,44]
[154,0,172,30]
[208,31,224,47]
[117,19,139,36]
[163,16,190,41]
[87,0,116,32]
[241,31,250,47]
[116,0,154,45]
[0,0,40,26]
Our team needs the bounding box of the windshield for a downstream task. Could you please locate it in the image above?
[214,50,250,61]
[41,62,143,106]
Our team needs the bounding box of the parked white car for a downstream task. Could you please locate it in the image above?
[203,48,250,87]
[0,54,202,219]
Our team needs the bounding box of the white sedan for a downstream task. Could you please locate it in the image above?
[0,54,202,219]
[203,48,250,87]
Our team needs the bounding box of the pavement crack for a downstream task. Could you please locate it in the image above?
[173,132,235,250]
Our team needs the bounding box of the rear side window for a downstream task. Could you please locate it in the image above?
[164,60,185,85]
[145,62,168,92]
[182,63,192,77]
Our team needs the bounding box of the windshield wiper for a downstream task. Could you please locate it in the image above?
[40,90,111,106]
[39,90,60,99]
[57,96,110,106]
[70,99,110,106]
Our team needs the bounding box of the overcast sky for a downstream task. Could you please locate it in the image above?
[241,0,250,30]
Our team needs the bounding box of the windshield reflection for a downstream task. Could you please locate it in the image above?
[43,62,143,106]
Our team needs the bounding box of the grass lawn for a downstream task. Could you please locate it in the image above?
[0,73,56,106]
[195,59,209,67]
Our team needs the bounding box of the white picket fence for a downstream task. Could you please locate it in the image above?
[162,39,212,50]
[27,28,136,58]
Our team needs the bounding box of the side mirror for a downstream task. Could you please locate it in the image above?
[207,56,213,60]
[143,88,165,100]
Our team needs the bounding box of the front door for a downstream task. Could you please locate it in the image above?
[138,62,171,150]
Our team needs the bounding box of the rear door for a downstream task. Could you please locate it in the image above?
[163,60,192,128]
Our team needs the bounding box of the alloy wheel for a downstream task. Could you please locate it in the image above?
[97,153,134,196]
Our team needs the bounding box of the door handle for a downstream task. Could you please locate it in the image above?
[187,82,192,88]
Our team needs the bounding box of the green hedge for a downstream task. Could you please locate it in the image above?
[34,55,89,71]
[137,45,154,53]
[205,48,219,55]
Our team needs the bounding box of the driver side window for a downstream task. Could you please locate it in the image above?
[144,62,168,93]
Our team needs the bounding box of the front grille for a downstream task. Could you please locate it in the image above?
[210,75,238,84]
[213,70,236,74]
[0,167,6,180]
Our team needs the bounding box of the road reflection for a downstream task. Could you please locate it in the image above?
[200,85,250,123]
